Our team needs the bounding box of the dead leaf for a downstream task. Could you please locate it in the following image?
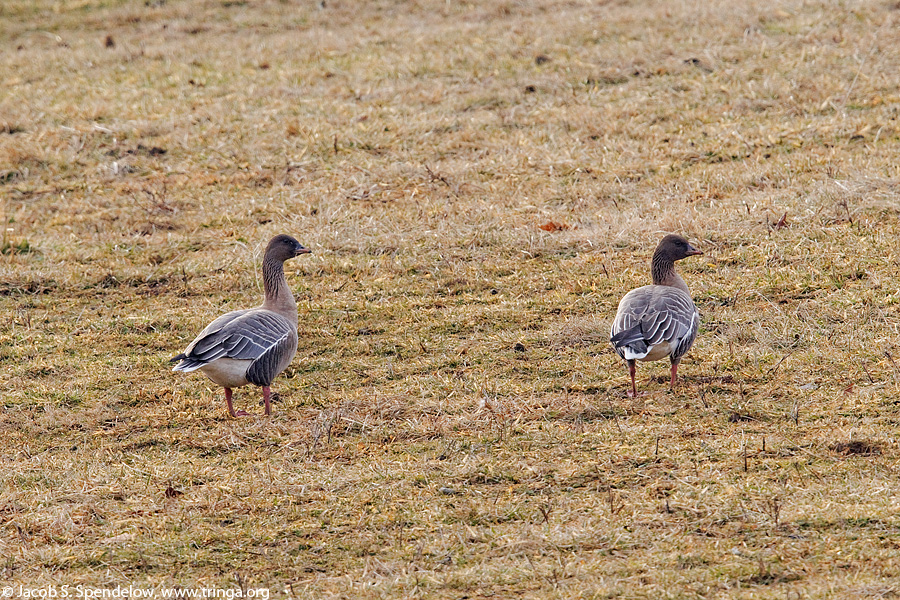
[772,212,788,229]
[538,221,569,232]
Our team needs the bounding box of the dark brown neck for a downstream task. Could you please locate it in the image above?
[261,256,297,323]
[651,252,689,294]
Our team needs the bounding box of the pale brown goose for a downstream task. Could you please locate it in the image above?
[171,234,311,417]
[610,234,702,397]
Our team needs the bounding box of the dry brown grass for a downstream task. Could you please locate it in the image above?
[3,0,900,597]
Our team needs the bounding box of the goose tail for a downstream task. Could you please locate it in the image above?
[610,323,650,360]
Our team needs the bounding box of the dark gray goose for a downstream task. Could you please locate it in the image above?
[610,234,702,397]
[171,234,311,417]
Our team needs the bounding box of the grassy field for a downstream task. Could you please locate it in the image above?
[3,0,900,597]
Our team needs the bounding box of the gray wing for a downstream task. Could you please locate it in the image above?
[610,285,698,361]
[172,309,297,384]
[245,323,298,386]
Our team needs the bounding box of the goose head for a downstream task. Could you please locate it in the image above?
[656,234,702,262]
[266,234,311,261]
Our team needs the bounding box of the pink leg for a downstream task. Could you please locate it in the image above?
[669,362,679,387]
[263,386,272,416]
[225,388,250,418]
[627,360,637,398]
